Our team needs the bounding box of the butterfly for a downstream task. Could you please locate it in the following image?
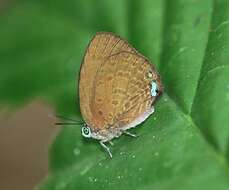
[57,32,163,158]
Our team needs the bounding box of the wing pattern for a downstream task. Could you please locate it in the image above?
[79,32,162,134]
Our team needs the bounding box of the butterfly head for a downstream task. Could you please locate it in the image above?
[81,124,91,138]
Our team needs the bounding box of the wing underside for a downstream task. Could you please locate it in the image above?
[79,32,161,135]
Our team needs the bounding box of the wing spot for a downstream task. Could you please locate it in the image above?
[108,113,113,120]
[97,98,102,102]
[107,76,112,81]
[98,110,103,115]
[125,102,130,109]
[112,100,119,106]
[98,80,103,85]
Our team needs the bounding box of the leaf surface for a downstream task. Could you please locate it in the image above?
[0,0,229,189]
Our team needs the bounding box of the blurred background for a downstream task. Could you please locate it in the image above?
[0,102,58,190]
[0,0,134,189]
[1,1,156,189]
[0,0,229,190]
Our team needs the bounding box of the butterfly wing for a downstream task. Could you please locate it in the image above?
[79,32,137,129]
[91,51,163,132]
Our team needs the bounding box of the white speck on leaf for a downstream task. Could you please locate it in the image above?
[119,151,124,155]
[73,148,81,156]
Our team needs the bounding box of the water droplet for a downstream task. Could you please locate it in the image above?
[179,46,187,52]
[120,151,124,155]
[164,98,168,102]
[152,135,156,139]
[73,148,80,156]
[132,155,136,159]
[117,175,121,179]
[88,176,98,183]
[153,117,157,121]
[138,167,143,171]
[98,162,102,166]
[154,152,159,156]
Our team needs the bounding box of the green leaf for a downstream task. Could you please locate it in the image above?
[0,0,229,189]
[192,0,229,154]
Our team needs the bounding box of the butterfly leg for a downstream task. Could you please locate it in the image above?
[122,130,138,138]
[108,141,114,146]
[100,141,113,158]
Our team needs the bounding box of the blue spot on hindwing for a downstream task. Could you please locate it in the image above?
[151,81,158,97]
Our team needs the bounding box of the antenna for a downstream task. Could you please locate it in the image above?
[55,122,82,126]
[55,114,83,123]
[49,114,84,126]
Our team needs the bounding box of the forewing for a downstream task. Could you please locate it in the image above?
[79,33,136,128]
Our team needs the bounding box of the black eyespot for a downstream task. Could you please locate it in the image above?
[155,89,159,94]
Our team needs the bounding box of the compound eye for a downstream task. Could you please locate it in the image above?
[81,125,91,138]
[83,127,89,135]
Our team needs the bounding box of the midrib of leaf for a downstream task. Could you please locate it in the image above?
[190,0,229,161]
[159,0,229,167]
[160,0,214,114]
[189,0,218,151]
[165,93,228,169]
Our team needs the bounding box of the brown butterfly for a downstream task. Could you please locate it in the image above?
[78,32,163,158]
